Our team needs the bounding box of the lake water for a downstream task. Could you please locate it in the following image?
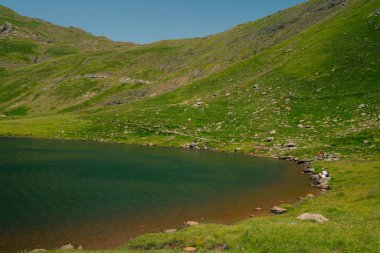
[0,137,315,252]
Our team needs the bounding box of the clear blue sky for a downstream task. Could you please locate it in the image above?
[0,0,305,44]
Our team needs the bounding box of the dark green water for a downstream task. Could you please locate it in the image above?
[0,137,314,252]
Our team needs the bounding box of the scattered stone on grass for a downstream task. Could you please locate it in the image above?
[183,246,197,252]
[30,249,46,253]
[297,213,329,223]
[270,206,287,214]
[215,243,228,251]
[185,221,199,226]
[59,244,74,250]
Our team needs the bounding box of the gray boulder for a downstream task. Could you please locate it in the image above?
[304,168,316,174]
[185,221,199,226]
[317,183,329,190]
[59,244,74,251]
[270,206,287,214]
[317,177,330,185]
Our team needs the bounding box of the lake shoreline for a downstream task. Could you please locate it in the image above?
[0,134,321,252]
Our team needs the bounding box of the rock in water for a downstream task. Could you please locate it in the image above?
[317,183,329,190]
[270,206,287,214]
[304,168,316,174]
[59,244,74,250]
[163,228,177,233]
[297,213,329,223]
[306,194,315,199]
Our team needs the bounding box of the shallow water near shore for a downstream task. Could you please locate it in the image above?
[0,137,316,252]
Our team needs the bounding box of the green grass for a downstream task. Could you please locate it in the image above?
[4,105,29,116]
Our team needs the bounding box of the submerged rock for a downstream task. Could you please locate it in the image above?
[163,228,177,233]
[297,213,329,223]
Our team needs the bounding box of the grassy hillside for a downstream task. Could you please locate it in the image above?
[0,0,379,252]
[1,0,377,158]
[0,5,135,67]
[0,0,352,116]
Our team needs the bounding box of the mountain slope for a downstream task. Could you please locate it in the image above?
[0,5,136,68]
[0,0,378,159]
[0,0,350,116]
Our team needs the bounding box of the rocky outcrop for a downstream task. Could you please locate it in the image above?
[369,8,380,17]
[259,22,286,34]
[183,142,199,149]
[318,0,347,11]
[297,213,329,223]
[119,76,152,85]
[77,73,110,80]
[303,168,316,174]
[0,22,14,34]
